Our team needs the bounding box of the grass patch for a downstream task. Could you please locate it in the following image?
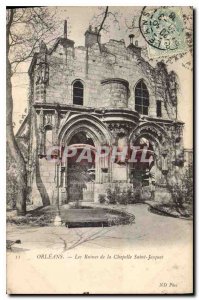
[148,201,192,220]
[7,205,57,226]
[7,205,135,227]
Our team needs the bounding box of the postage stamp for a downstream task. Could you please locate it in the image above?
[139,6,188,58]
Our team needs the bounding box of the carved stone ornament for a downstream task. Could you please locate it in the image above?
[107,122,132,139]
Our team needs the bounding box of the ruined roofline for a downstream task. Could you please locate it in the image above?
[28,35,143,76]
[44,35,129,53]
[27,19,160,77]
[27,23,177,83]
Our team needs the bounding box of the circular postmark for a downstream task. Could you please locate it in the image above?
[139,6,185,51]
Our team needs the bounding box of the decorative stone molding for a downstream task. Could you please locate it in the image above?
[39,108,44,130]
[129,122,170,145]
[34,41,49,103]
[107,121,132,140]
[44,114,53,127]
[168,71,178,106]
[58,114,112,147]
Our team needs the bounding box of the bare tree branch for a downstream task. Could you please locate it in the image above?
[96,6,109,52]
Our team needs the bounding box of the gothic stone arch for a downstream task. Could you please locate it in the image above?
[129,122,172,187]
[58,114,113,203]
[59,114,112,147]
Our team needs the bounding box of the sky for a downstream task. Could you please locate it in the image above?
[11,6,193,149]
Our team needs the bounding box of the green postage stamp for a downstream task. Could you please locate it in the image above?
[139,6,188,58]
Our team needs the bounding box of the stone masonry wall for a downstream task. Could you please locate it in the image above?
[33,38,176,121]
[38,159,57,204]
[28,34,181,205]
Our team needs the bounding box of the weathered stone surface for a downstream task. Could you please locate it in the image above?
[21,26,184,205]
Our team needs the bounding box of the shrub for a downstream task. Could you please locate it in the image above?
[106,187,115,204]
[106,185,121,204]
[6,157,18,210]
[166,165,193,217]
[98,194,106,204]
[126,186,135,204]
[117,189,127,205]
[105,184,144,205]
[133,186,142,203]
[116,186,142,205]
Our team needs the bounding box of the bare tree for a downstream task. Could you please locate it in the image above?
[6,7,58,215]
[91,6,120,57]
[91,6,193,69]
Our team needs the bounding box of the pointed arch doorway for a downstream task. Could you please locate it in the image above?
[130,137,156,192]
[67,131,96,203]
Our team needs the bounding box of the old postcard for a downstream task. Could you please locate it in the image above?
[6,6,193,294]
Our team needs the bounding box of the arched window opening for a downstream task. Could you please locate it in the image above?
[73,80,84,105]
[135,80,149,115]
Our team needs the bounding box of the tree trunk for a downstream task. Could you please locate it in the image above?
[34,136,51,206]
[32,107,51,206]
[6,14,27,215]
